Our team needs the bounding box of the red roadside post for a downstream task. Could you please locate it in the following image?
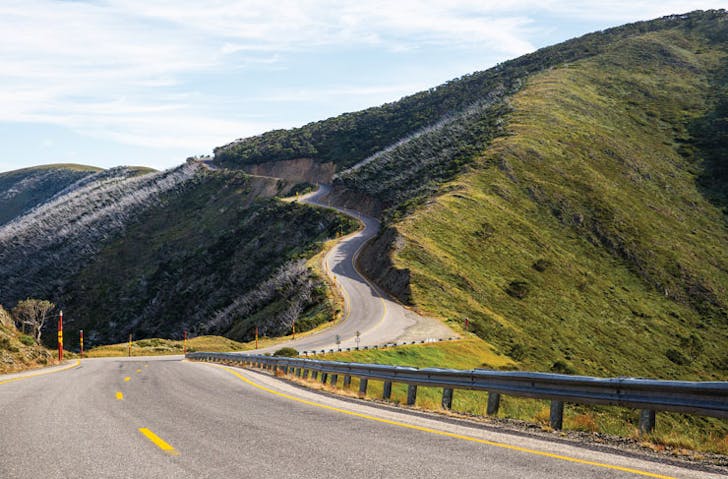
[57,310,63,361]
[128,333,132,357]
[292,320,296,340]
[80,329,84,359]
[183,330,188,355]
[255,325,259,349]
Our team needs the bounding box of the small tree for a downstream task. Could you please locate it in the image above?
[12,299,55,343]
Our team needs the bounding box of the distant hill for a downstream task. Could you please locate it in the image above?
[0,164,102,225]
[211,10,728,380]
[0,164,355,346]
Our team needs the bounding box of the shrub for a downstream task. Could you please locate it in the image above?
[506,281,530,299]
[273,347,299,357]
[550,360,577,375]
[508,343,527,360]
[665,348,690,365]
[18,335,35,346]
[532,259,552,272]
[0,336,13,350]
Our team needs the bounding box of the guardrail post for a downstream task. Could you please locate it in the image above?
[487,392,501,416]
[383,381,393,400]
[321,372,328,384]
[282,366,289,375]
[302,369,309,379]
[407,384,417,406]
[295,367,301,377]
[343,375,352,388]
[311,370,318,380]
[330,374,338,388]
[550,400,564,430]
[639,409,656,434]
[358,378,368,398]
[441,388,453,409]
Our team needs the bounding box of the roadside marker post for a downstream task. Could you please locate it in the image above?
[128,334,132,357]
[80,329,84,359]
[255,325,259,349]
[183,330,188,355]
[57,310,63,361]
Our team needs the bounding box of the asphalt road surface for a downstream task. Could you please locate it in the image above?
[0,356,721,479]
[253,184,454,354]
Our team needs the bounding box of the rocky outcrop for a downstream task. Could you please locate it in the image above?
[357,226,412,305]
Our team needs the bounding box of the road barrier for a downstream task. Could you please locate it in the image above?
[187,352,728,433]
[300,337,458,356]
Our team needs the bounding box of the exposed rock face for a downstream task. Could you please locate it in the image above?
[357,227,412,305]
[242,158,336,184]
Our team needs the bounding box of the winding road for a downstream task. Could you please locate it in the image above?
[0,356,721,479]
[253,183,454,354]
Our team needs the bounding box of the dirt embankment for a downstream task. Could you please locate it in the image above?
[356,226,412,305]
[326,184,383,218]
[243,158,336,184]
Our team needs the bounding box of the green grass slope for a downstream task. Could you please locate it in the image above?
[0,164,102,225]
[213,12,728,174]
[383,24,728,380]
[59,170,356,347]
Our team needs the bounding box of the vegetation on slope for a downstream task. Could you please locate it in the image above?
[380,23,728,381]
[0,164,201,309]
[0,164,101,225]
[0,306,57,374]
[214,12,727,202]
[59,170,357,347]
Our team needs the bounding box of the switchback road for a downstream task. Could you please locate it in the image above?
[0,357,721,479]
[253,184,454,354]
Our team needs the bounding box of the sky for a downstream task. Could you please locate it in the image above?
[0,1,723,172]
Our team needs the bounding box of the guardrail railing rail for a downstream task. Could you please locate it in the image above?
[187,352,728,433]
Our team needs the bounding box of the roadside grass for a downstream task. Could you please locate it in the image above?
[292,340,728,456]
[86,335,247,357]
[0,310,63,374]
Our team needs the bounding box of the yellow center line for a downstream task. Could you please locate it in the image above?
[136,369,142,373]
[116,391,124,400]
[215,364,676,479]
[138,428,179,455]
[124,376,131,382]
[0,359,81,386]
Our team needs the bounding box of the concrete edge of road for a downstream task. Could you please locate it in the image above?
[0,359,81,385]
[198,360,728,477]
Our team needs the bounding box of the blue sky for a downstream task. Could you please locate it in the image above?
[0,1,721,172]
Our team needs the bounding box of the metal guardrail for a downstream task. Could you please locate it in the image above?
[187,351,728,433]
[300,337,458,356]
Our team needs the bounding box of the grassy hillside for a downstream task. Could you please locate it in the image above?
[0,306,58,374]
[214,12,727,197]
[378,24,728,380]
[59,170,357,347]
[0,163,102,225]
